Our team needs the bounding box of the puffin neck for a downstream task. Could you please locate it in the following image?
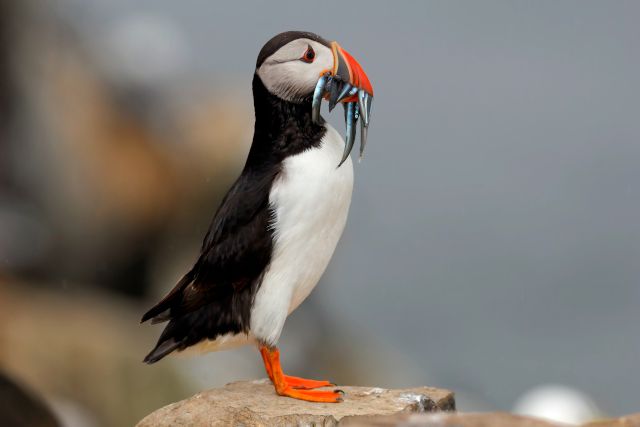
[247,74,327,166]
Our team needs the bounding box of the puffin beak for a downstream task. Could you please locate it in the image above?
[312,42,374,167]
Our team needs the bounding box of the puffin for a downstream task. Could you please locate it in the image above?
[141,30,373,403]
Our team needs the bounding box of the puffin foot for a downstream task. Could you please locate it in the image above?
[281,375,334,390]
[259,345,342,402]
[276,387,343,403]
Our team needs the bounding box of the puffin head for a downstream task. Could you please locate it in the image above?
[256,31,374,166]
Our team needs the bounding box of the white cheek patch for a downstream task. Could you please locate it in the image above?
[257,39,333,102]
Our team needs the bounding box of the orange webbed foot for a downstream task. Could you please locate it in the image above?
[259,345,343,403]
[283,375,334,390]
[277,387,344,403]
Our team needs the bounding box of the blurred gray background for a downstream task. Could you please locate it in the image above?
[1,1,638,426]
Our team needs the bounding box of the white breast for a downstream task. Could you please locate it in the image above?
[250,124,354,346]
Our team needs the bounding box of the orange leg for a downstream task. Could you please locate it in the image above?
[259,345,343,402]
[259,346,275,381]
[259,347,334,389]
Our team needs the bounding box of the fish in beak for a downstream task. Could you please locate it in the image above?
[311,41,374,167]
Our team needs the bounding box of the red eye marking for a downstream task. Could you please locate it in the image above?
[300,45,315,63]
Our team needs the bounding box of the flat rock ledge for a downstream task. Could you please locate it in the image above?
[136,379,455,426]
[341,412,640,426]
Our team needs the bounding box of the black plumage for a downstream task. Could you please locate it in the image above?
[142,64,327,363]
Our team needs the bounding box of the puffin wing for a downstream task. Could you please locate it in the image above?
[141,168,277,361]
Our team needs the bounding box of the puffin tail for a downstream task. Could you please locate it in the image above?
[142,270,197,363]
[141,270,195,324]
[143,337,182,364]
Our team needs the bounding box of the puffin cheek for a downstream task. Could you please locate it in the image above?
[291,66,321,99]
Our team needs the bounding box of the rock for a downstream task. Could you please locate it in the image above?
[136,380,455,426]
[585,414,640,427]
[341,412,564,426]
[341,412,640,427]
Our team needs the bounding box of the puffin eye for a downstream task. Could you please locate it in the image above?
[300,46,315,63]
